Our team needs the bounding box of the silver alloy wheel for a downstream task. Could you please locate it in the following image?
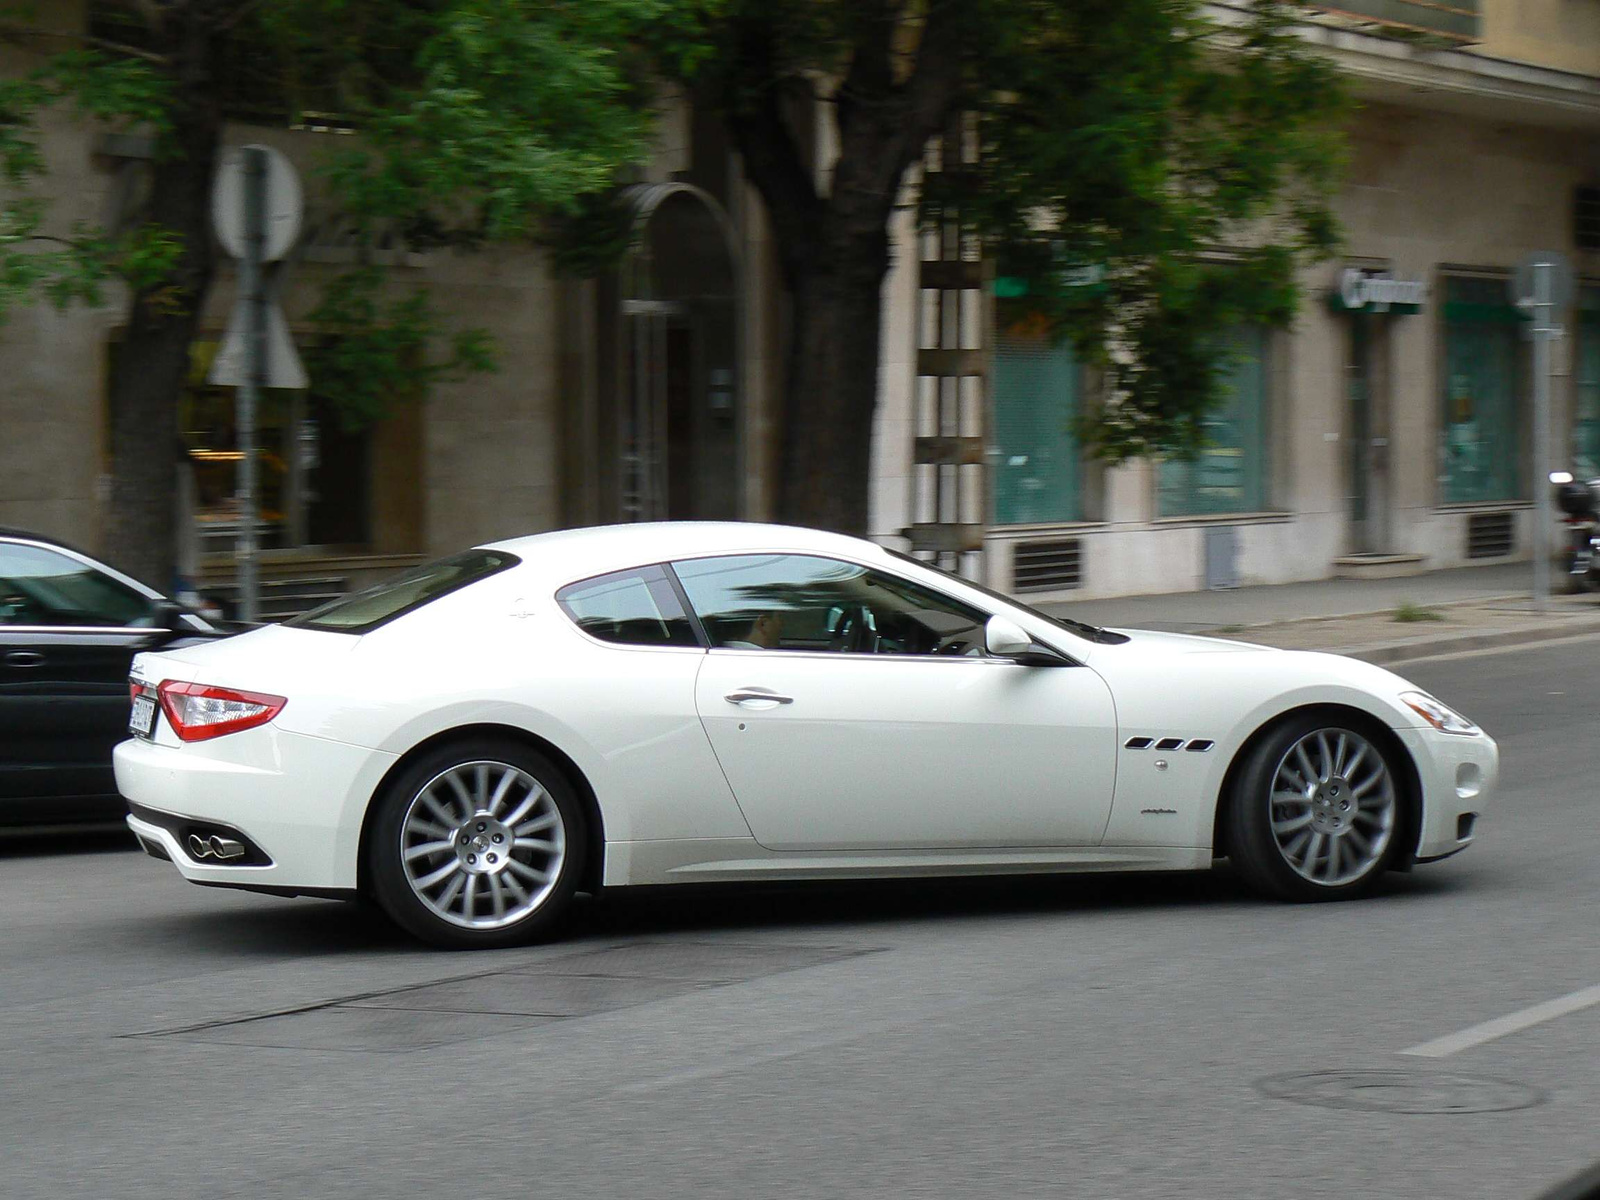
[1268,728,1395,886]
[398,760,566,930]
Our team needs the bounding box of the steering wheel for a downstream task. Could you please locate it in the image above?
[828,604,878,654]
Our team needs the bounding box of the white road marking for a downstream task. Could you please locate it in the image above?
[1400,983,1600,1058]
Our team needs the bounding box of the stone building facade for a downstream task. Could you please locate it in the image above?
[4,1,1599,609]
[867,0,1600,600]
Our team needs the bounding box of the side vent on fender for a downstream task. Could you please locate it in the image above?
[1154,737,1184,751]
[1185,739,1215,753]
[1124,736,1155,750]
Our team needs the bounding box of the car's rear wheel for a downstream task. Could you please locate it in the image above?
[367,738,586,948]
[1226,714,1402,902]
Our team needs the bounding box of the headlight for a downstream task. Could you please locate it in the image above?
[1400,691,1479,736]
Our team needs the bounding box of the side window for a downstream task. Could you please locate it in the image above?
[671,554,988,656]
[0,542,155,627]
[555,564,699,647]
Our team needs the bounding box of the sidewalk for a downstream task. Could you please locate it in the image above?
[1040,562,1600,664]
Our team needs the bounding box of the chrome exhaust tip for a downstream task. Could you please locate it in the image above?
[186,833,248,861]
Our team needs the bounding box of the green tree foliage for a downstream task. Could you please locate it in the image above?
[674,0,1348,528]
[0,41,181,314]
[0,0,679,584]
[303,266,497,431]
[929,0,1348,461]
[0,0,1350,564]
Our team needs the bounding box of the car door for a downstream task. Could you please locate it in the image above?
[672,553,1118,851]
[0,539,161,821]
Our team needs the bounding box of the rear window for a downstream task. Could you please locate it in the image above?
[287,550,518,633]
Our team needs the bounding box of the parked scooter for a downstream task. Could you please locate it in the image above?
[1550,470,1600,592]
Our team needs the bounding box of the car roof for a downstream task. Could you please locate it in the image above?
[481,521,892,582]
[0,526,98,560]
[0,525,170,600]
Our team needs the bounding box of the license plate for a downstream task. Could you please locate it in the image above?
[129,694,156,737]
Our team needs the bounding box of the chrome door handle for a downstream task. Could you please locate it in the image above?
[724,688,794,706]
[4,650,44,667]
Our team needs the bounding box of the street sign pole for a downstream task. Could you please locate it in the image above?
[237,147,266,624]
[210,142,306,625]
[1512,251,1572,613]
[1533,259,1552,610]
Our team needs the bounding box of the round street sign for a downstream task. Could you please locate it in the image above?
[211,144,303,262]
[1511,250,1574,312]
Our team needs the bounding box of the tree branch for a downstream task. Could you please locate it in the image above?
[834,0,895,142]
[716,15,825,285]
[208,0,268,36]
[879,1,966,186]
[0,22,170,64]
[828,1,964,223]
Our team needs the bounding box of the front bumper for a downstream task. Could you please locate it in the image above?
[114,726,397,892]
[1397,724,1498,862]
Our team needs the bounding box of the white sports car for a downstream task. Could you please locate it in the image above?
[116,523,1497,948]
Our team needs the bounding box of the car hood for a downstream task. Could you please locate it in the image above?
[1101,627,1275,656]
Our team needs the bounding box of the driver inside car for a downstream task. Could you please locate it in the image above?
[723,611,783,650]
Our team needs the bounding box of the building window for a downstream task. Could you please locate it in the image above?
[1157,326,1270,517]
[1440,275,1525,505]
[1577,286,1600,480]
[991,330,1081,525]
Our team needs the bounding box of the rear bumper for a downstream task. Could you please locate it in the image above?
[114,728,397,891]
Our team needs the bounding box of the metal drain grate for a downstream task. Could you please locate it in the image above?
[1467,511,1515,559]
[1259,1069,1545,1114]
[1013,538,1082,592]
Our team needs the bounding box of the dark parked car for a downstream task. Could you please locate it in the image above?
[0,528,224,830]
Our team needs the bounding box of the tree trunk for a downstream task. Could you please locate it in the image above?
[712,8,963,536]
[778,225,892,535]
[105,14,220,590]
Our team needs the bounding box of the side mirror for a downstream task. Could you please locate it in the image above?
[150,599,190,632]
[140,598,195,645]
[984,615,1033,658]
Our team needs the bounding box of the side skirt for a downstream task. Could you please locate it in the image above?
[604,838,1211,887]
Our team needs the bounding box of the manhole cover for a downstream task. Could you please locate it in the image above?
[1259,1069,1545,1114]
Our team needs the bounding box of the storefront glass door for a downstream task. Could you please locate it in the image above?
[180,340,373,553]
[1439,276,1525,504]
[1576,287,1600,480]
[991,332,1081,525]
[1158,326,1270,517]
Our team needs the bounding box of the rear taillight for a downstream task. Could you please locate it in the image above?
[157,680,286,743]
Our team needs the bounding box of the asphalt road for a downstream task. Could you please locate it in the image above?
[3,637,1599,1200]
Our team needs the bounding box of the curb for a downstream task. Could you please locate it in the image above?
[1209,591,1532,634]
[1315,619,1600,665]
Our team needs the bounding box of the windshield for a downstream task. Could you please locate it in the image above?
[287,549,519,634]
[886,549,1129,645]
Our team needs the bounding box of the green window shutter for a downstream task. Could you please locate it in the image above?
[1158,326,1270,517]
[992,335,1081,525]
[1577,286,1600,479]
[1440,276,1525,504]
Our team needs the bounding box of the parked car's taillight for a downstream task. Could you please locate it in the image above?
[157,680,286,742]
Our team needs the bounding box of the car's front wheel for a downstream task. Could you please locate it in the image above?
[367,738,587,948]
[1225,714,1403,902]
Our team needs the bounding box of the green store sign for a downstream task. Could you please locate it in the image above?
[1328,268,1427,315]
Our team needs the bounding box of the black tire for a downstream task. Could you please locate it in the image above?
[1224,712,1405,903]
[366,737,588,949]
